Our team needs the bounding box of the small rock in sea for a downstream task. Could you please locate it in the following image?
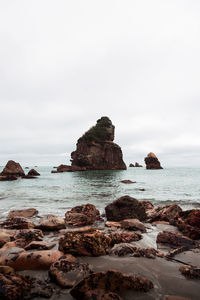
[120,180,136,184]
[129,163,135,167]
[165,296,191,300]
[49,259,92,288]
[70,270,153,299]
[28,168,40,176]
[174,209,200,240]
[65,203,100,226]
[0,160,25,177]
[22,175,37,179]
[156,231,195,248]
[105,195,147,222]
[120,218,147,232]
[59,227,111,256]
[36,215,66,231]
[8,208,38,218]
[179,265,200,279]
[135,162,143,167]
[144,152,163,169]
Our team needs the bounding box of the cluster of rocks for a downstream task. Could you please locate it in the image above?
[0,195,199,299]
[0,160,40,181]
[129,162,143,167]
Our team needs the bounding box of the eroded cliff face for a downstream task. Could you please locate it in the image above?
[71,117,126,170]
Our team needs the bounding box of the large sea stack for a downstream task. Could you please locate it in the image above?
[144,152,163,169]
[71,117,126,170]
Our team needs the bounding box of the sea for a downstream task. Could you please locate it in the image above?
[0,166,199,220]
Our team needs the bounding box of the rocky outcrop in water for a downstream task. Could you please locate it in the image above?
[70,117,126,170]
[144,152,163,169]
[0,160,25,180]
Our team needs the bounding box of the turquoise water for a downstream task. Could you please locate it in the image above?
[0,166,199,220]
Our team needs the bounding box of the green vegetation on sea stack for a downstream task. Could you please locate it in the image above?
[78,117,112,144]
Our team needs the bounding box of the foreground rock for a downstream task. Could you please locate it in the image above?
[0,249,65,270]
[70,270,153,299]
[71,116,126,170]
[0,230,15,247]
[120,218,147,232]
[108,231,142,246]
[110,243,164,258]
[49,259,92,288]
[156,231,195,248]
[27,169,40,176]
[37,215,65,231]
[147,204,182,222]
[175,209,200,239]
[8,208,38,218]
[0,217,35,229]
[0,266,53,299]
[0,160,25,177]
[105,196,147,222]
[179,265,200,279]
[59,227,111,256]
[65,203,100,226]
[144,152,163,169]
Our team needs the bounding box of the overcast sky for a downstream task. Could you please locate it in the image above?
[0,0,200,167]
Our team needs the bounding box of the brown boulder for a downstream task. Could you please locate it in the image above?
[110,243,164,258]
[147,204,182,222]
[0,230,14,247]
[108,231,142,246]
[139,200,154,211]
[70,270,153,299]
[144,152,163,169]
[156,231,195,248]
[120,218,147,232]
[0,217,35,229]
[27,169,40,176]
[37,215,66,231]
[71,117,126,170]
[24,241,56,250]
[0,160,25,177]
[65,203,100,226]
[105,195,147,222]
[0,266,53,299]
[59,227,111,256]
[8,208,38,218]
[49,259,92,288]
[0,249,65,270]
[175,209,200,239]
[179,265,200,279]
[14,229,43,242]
